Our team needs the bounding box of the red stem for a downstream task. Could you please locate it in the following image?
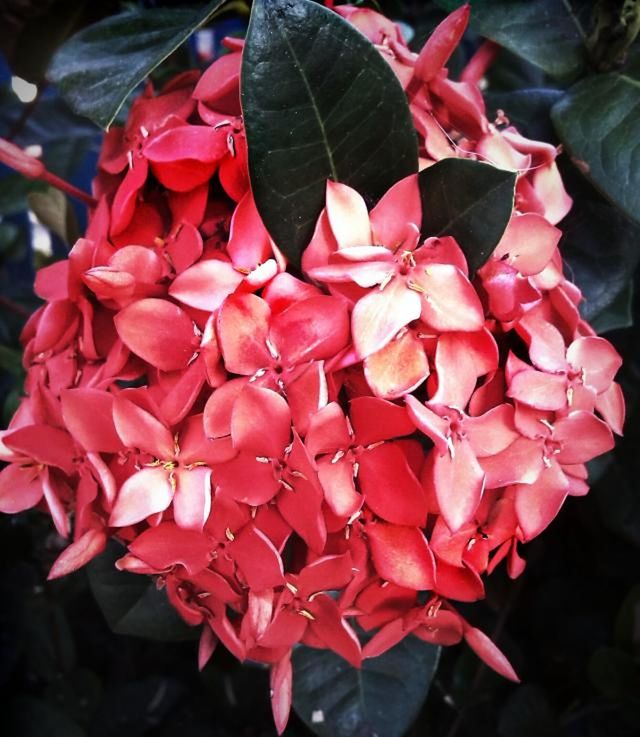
[0,136,97,208]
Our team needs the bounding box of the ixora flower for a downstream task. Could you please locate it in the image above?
[0,1,625,734]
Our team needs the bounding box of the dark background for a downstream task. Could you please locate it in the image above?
[1,1,639,735]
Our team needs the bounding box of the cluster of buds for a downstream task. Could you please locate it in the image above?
[0,4,623,732]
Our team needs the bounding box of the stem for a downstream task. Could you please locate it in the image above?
[0,296,31,319]
[0,136,97,208]
[40,169,97,208]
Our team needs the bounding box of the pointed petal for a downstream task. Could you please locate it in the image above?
[364,329,429,399]
[350,396,416,445]
[48,529,107,580]
[231,385,291,459]
[359,442,427,526]
[308,594,362,667]
[217,293,271,375]
[595,382,625,436]
[493,213,560,276]
[4,425,75,474]
[270,654,293,736]
[507,368,567,411]
[367,523,435,590]
[404,395,450,454]
[113,395,175,458]
[232,524,285,589]
[464,404,519,457]
[0,463,43,513]
[298,553,354,596]
[414,4,470,82]
[318,458,361,518]
[480,436,544,488]
[61,388,123,453]
[115,298,196,371]
[433,438,485,532]
[271,296,350,367]
[567,337,622,394]
[169,258,243,311]
[464,626,520,681]
[325,180,371,249]
[370,174,421,246]
[415,264,484,332]
[352,278,421,358]
[173,467,212,531]
[431,330,498,409]
[554,411,614,464]
[215,452,280,505]
[109,468,174,527]
[513,460,569,540]
[434,558,485,601]
[128,521,212,574]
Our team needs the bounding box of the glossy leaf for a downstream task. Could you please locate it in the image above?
[419,158,516,274]
[48,1,226,129]
[435,0,589,78]
[242,0,418,267]
[87,541,196,642]
[560,199,640,322]
[292,635,440,737]
[552,73,640,224]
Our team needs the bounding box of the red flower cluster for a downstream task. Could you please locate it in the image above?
[0,5,624,733]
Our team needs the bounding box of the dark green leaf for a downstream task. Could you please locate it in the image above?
[48,1,227,130]
[28,187,79,245]
[485,88,563,142]
[498,685,560,737]
[0,173,48,216]
[242,0,418,267]
[87,540,196,642]
[590,282,634,334]
[435,0,589,78]
[552,73,640,224]
[588,647,640,701]
[418,158,516,274]
[292,636,439,737]
[615,585,640,652]
[560,200,640,322]
[6,695,85,737]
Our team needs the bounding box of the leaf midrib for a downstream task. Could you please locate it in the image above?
[273,10,340,183]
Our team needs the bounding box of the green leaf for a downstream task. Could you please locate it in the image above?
[292,635,440,737]
[552,73,640,225]
[0,173,48,216]
[498,685,560,737]
[588,647,640,701]
[48,1,227,130]
[418,158,516,274]
[6,695,85,737]
[28,187,79,245]
[435,0,589,78]
[242,0,418,267]
[560,200,640,322]
[87,540,196,642]
[590,281,634,334]
[485,88,563,142]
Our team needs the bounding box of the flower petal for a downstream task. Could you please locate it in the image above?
[109,467,174,527]
[367,523,435,590]
[115,298,196,371]
[359,442,427,526]
[169,258,243,312]
[231,385,291,459]
[352,277,421,358]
